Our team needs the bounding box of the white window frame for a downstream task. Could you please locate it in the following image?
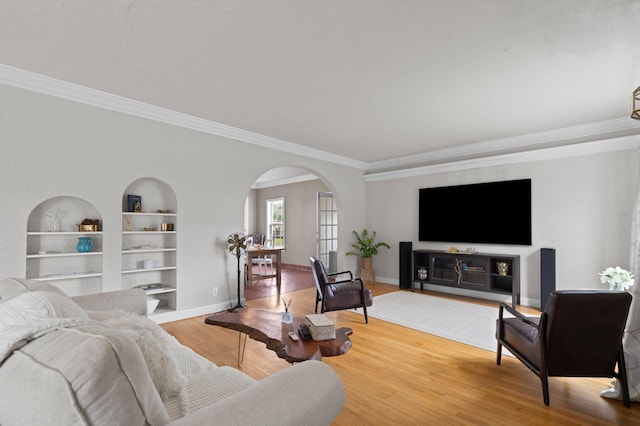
[317,192,338,272]
[243,197,249,236]
[266,197,285,248]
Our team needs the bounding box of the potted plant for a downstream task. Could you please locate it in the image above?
[346,229,390,284]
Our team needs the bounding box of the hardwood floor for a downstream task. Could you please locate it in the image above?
[161,283,638,425]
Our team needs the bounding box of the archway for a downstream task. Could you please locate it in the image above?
[243,166,341,299]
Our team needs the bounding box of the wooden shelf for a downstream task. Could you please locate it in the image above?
[123,231,176,235]
[29,272,103,281]
[27,231,103,236]
[27,251,103,258]
[122,266,177,274]
[122,212,176,217]
[144,287,177,295]
[122,247,176,253]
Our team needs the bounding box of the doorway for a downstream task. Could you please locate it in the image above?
[246,167,339,269]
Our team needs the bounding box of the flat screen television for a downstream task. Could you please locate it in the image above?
[419,179,531,245]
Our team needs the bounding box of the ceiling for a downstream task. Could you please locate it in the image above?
[1,1,640,170]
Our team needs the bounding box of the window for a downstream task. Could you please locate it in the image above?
[266,197,285,247]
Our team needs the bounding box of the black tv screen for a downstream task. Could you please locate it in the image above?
[419,179,532,245]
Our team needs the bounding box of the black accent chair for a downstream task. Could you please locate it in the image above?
[310,256,373,323]
[496,290,632,407]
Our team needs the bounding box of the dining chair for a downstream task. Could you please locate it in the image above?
[258,239,274,274]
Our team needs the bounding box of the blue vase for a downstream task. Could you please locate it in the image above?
[77,237,93,253]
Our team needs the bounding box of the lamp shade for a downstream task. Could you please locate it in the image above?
[633,86,640,120]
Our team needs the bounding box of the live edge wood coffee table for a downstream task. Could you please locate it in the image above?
[204,308,353,365]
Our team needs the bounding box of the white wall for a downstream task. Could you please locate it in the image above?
[4,81,638,314]
[252,179,330,267]
[366,148,640,307]
[0,83,366,316]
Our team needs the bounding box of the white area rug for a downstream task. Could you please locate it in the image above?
[358,291,512,353]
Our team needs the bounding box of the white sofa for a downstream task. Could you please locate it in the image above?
[0,278,345,425]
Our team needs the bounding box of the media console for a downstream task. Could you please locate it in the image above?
[412,250,520,307]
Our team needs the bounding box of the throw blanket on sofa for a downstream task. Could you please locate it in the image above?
[87,310,188,404]
[0,288,187,407]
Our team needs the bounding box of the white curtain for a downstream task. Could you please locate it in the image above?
[601,153,640,401]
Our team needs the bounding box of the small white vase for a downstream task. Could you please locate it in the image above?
[281,311,293,324]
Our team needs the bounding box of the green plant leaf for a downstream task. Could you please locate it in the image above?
[345,228,390,257]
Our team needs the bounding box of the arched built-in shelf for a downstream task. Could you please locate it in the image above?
[122,178,177,316]
[26,196,103,296]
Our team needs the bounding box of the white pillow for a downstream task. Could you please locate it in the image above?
[0,277,67,302]
[0,291,87,325]
[88,310,186,402]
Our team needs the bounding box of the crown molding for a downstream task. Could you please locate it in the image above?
[2,63,639,178]
[367,117,640,173]
[0,63,368,170]
[363,135,640,182]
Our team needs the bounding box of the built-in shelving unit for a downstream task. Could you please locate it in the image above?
[122,178,177,315]
[26,196,103,296]
[413,250,520,307]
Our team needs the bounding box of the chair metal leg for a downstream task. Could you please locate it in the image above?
[496,305,504,365]
[539,330,550,405]
[541,374,550,405]
[319,288,328,314]
[359,284,368,324]
[540,349,550,405]
[618,345,631,408]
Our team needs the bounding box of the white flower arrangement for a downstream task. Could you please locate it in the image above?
[599,266,635,291]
